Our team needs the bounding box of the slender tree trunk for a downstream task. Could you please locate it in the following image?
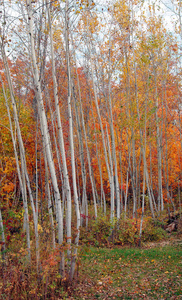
[46,2,71,264]
[108,35,120,219]
[72,89,88,224]
[0,54,33,262]
[65,0,81,281]
[88,51,114,220]
[35,120,39,220]
[130,7,155,218]
[27,0,63,273]
[42,138,56,249]
[86,13,115,220]
[0,208,6,260]
[71,40,98,219]
[106,125,115,220]
[139,170,146,247]
[154,69,164,211]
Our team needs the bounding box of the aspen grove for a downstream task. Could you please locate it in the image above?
[0,0,182,295]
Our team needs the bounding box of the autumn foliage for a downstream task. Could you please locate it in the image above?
[0,0,182,298]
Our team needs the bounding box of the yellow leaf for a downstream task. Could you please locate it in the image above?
[38,224,43,233]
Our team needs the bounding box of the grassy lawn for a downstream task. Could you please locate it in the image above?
[71,240,182,299]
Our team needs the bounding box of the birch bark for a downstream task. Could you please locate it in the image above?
[26,0,64,272]
[65,0,80,280]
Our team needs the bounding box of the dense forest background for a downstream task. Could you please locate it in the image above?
[0,0,182,296]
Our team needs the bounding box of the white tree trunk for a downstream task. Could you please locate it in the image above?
[26,0,63,272]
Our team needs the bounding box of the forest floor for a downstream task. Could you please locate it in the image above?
[67,235,182,300]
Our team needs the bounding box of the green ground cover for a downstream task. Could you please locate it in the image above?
[72,240,182,299]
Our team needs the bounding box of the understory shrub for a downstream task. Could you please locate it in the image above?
[142,222,167,241]
[80,214,168,247]
[80,215,112,246]
[115,216,139,246]
[0,239,71,299]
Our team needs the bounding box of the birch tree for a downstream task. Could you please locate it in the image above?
[26,0,64,273]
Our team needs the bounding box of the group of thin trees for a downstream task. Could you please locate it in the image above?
[0,0,181,280]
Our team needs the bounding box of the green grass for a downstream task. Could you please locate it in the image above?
[73,241,182,299]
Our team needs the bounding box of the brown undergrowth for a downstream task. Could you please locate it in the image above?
[0,211,181,299]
